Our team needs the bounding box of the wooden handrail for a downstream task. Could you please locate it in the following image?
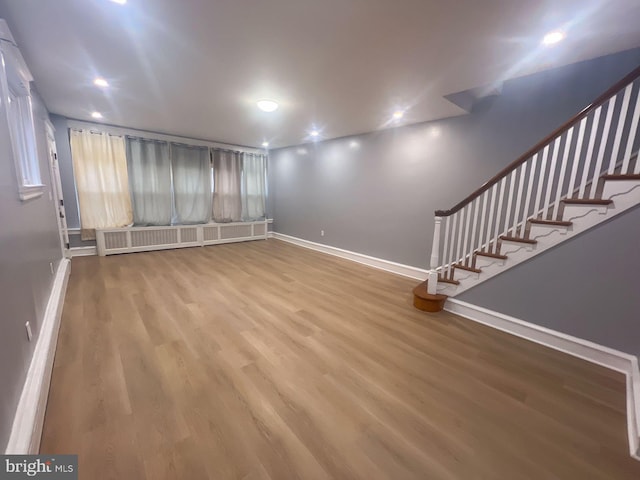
[434,64,640,217]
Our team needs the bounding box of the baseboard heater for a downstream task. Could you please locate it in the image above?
[96,221,268,256]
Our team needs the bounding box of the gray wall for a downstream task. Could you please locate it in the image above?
[269,48,640,268]
[0,90,63,450]
[458,205,640,358]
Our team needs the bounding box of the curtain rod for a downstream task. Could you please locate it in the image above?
[71,128,124,138]
[72,129,268,157]
[66,118,265,155]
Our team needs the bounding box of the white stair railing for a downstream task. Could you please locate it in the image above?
[427,66,640,292]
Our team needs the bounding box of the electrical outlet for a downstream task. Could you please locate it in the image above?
[25,322,33,342]
[50,262,54,275]
[320,230,325,236]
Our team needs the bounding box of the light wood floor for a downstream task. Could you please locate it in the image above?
[41,239,640,479]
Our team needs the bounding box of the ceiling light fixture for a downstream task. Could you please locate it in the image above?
[542,30,566,46]
[392,110,405,120]
[110,0,127,4]
[262,141,269,148]
[91,111,104,119]
[94,77,109,88]
[310,130,320,137]
[256,99,279,112]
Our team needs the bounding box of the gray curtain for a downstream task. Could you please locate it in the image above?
[212,150,242,222]
[171,143,211,224]
[127,137,172,226]
[241,153,267,221]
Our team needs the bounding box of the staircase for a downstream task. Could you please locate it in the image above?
[414,65,640,312]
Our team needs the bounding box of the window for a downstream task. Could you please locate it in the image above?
[1,34,43,200]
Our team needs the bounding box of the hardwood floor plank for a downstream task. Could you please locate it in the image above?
[40,239,640,479]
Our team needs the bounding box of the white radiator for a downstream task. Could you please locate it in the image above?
[96,221,268,256]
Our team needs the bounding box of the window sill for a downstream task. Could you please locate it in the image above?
[19,184,45,201]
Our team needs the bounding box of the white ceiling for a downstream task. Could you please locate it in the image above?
[1,0,639,149]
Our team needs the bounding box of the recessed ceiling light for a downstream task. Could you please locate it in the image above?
[256,99,279,112]
[262,141,269,148]
[94,77,109,88]
[542,30,566,46]
[392,110,405,120]
[91,111,103,119]
[110,0,127,4]
[310,130,320,137]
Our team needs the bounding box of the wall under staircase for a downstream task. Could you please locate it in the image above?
[459,203,640,358]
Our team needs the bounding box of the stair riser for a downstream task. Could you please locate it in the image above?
[602,180,640,202]
[475,256,506,269]
[529,224,571,240]
[499,240,535,256]
[453,268,480,282]
[562,204,608,221]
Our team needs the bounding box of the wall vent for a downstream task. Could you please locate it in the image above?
[104,231,127,250]
[180,227,198,243]
[131,228,177,247]
[220,224,252,239]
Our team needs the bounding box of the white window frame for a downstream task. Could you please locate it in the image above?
[1,21,44,201]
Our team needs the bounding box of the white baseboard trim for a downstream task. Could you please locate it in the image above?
[271,232,429,280]
[6,258,71,454]
[445,298,640,460]
[68,246,96,257]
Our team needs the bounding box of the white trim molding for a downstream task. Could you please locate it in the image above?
[272,232,429,280]
[18,184,45,201]
[68,246,97,257]
[445,298,640,461]
[5,258,71,454]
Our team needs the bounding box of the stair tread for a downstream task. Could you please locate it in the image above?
[474,251,508,260]
[454,263,482,273]
[500,235,537,244]
[561,198,612,205]
[438,275,460,285]
[601,174,640,181]
[529,219,573,226]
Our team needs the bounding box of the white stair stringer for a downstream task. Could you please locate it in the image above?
[436,177,640,296]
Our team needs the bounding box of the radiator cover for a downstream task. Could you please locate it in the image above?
[96,221,268,256]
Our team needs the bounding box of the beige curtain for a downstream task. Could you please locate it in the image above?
[212,150,242,222]
[70,130,133,239]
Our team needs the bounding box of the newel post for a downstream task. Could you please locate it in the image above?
[427,216,442,294]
